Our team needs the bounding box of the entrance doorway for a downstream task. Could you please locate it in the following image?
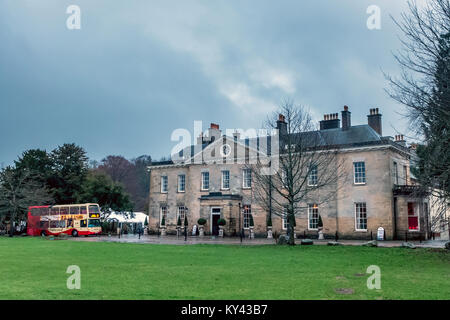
[211,208,221,236]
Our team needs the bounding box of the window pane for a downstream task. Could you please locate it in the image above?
[243,205,251,228]
[354,162,366,184]
[243,169,251,188]
[160,207,167,224]
[88,219,101,227]
[89,205,100,214]
[178,175,185,192]
[70,206,79,215]
[161,176,168,192]
[308,204,319,229]
[408,217,418,230]
[308,165,318,186]
[222,171,230,189]
[202,172,209,190]
[355,203,367,230]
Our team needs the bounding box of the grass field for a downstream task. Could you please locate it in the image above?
[0,237,449,300]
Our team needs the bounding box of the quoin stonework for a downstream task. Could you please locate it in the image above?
[147,106,433,240]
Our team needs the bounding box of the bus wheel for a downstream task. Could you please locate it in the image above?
[72,230,78,237]
[40,231,46,237]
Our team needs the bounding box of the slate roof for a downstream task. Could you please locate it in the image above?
[150,124,408,166]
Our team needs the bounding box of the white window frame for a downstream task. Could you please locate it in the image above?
[178,174,186,193]
[243,169,252,189]
[177,206,187,225]
[160,206,167,225]
[243,205,251,229]
[308,204,319,230]
[221,170,230,190]
[355,202,367,231]
[201,172,209,191]
[161,176,168,193]
[353,161,366,184]
[308,165,318,186]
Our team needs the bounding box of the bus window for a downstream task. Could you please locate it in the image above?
[80,206,87,214]
[67,219,74,228]
[89,205,100,214]
[60,207,69,215]
[50,220,66,228]
[70,207,79,215]
[88,219,101,228]
[40,207,49,216]
[80,220,87,228]
[51,207,59,215]
[89,205,101,218]
[39,221,49,229]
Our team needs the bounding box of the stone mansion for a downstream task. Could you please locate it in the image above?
[147,106,431,240]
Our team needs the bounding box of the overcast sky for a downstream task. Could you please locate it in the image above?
[0,0,420,166]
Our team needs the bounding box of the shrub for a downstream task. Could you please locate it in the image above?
[197,218,207,225]
[249,215,254,227]
[144,217,148,226]
[161,216,165,226]
[217,218,226,226]
[318,215,323,228]
[267,215,272,227]
[177,215,182,226]
[184,215,188,227]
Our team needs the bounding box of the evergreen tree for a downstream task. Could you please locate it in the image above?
[49,143,88,204]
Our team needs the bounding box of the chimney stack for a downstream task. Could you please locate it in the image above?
[320,113,340,130]
[341,105,351,131]
[394,134,406,146]
[367,108,382,135]
[277,113,287,136]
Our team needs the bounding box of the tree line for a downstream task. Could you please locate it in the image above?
[0,143,152,235]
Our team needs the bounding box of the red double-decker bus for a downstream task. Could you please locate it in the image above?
[27,203,102,237]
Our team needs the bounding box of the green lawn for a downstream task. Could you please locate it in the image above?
[0,237,449,300]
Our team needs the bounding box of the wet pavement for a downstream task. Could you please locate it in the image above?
[69,234,448,248]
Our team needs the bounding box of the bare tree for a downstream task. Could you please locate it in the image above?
[251,101,347,245]
[386,0,450,234]
[0,166,52,236]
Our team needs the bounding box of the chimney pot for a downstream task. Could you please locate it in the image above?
[210,123,220,130]
[278,114,285,122]
[344,105,348,111]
